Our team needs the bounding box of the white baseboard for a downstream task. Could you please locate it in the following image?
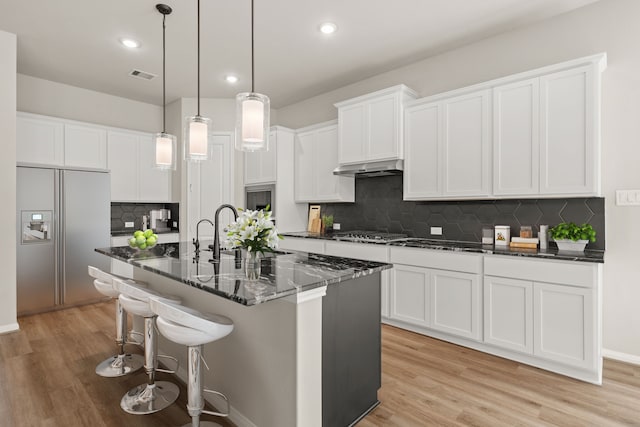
[603,348,640,366]
[0,322,19,335]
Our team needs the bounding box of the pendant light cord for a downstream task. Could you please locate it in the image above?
[162,13,167,133]
[251,0,255,93]
[197,0,201,116]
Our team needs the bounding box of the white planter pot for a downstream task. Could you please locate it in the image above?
[554,239,588,252]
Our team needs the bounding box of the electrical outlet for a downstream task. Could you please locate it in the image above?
[616,190,640,206]
[173,221,178,228]
[333,223,341,230]
[125,221,134,228]
[430,226,443,236]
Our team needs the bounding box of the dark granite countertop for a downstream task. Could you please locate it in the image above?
[280,232,604,264]
[95,241,391,306]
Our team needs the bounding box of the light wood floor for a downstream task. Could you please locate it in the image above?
[1,301,639,426]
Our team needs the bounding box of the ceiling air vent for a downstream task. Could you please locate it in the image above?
[128,69,157,81]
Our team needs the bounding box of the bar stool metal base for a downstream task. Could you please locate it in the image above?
[95,353,145,378]
[181,421,222,427]
[120,381,180,415]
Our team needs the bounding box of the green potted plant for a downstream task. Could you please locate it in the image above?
[549,222,596,252]
[322,214,334,234]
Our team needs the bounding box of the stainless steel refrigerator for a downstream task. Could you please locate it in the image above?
[16,165,110,315]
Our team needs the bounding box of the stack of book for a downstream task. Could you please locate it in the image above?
[509,237,539,249]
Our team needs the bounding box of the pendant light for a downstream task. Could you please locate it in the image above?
[235,0,270,152]
[154,4,177,170]
[184,0,211,161]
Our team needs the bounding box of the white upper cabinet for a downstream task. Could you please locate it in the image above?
[17,114,64,166]
[294,121,355,203]
[294,130,315,202]
[403,89,491,200]
[107,131,138,201]
[244,129,277,185]
[107,130,170,202]
[404,53,605,200]
[442,90,491,197]
[337,103,366,165]
[404,102,441,199]
[17,112,107,169]
[494,65,598,197]
[335,85,418,164]
[137,133,170,202]
[540,65,596,195]
[493,78,540,196]
[64,123,107,169]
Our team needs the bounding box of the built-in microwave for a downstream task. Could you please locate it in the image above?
[245,184,275,220]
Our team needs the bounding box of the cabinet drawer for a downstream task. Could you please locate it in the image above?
[325,241,388,262]
[390,247,481,274]
[279,237,325,254]
[111,236,132,247]
[484,256,596,288]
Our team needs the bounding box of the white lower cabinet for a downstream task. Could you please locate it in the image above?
[484,256,601,383]
[484,276,534,354]
[389,247,483,341]
[533,282,595,370]
[390,265,430,327]
[430,270,481,341]
[485,274,596,372]
[278,236,326,254]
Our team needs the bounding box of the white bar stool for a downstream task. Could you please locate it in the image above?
[113,278,182,415]
[150,297,234,427]
[87,266,145,377]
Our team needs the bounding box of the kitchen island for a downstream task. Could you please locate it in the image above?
[96,242,391,427]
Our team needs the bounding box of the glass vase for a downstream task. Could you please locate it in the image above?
[244,251,262,281]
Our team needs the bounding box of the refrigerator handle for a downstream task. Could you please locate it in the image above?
[58,170,65,306]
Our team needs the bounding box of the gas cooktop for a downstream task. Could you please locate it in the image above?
[332,230,408,243]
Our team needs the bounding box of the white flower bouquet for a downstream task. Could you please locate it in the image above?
[224,207,282,254]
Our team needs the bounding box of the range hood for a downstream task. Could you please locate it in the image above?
[333,159,403,177]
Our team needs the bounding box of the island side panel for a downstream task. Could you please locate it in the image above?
[322,272,382,426]
[133,267,300,427]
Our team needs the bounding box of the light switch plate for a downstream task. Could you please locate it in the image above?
[430,226,443,236]
[616,190,640,206]
[173,221,178,227]
[125,221,134,228]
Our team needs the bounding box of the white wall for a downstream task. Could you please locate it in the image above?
[0,30,18,333]
[277,0,640,361]
[17,74,162,132]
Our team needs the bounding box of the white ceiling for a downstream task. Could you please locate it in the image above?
[1,0,598,108]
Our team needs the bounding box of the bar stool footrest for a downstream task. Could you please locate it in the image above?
[201,389,230,418]
[126,330,145,347]
[156,354,179,374]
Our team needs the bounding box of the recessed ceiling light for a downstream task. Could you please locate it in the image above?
[120,38,140,49]
[225,75,239,84]
[319,22,337,35]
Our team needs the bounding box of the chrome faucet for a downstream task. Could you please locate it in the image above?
[210,204,239,260]
[193,218,214,255]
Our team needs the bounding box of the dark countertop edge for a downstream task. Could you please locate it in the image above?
[95,248,392,306]
[111,230,180,237]
[280,232,604,264]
